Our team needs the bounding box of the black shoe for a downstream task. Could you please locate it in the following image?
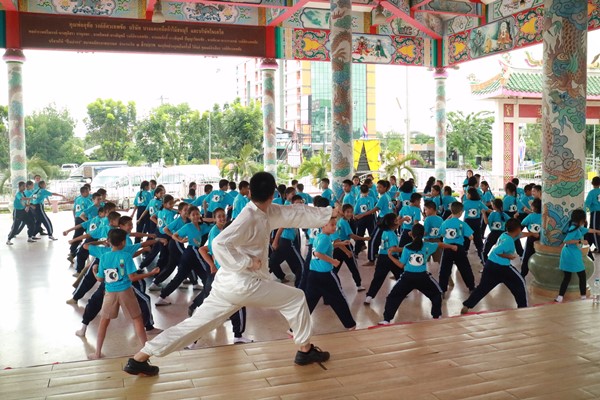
[294,344,330,365]
[40,231,48,236]
[188,306,196,317]
[123,358,159,376]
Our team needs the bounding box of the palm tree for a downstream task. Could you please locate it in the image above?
[220,144,261,181]
[0,156,57,194]
[297,152,330,185]
[382,152,424,181]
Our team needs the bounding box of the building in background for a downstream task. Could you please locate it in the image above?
[236,59,376,158]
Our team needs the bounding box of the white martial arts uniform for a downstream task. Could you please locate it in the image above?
[141,201,332,357]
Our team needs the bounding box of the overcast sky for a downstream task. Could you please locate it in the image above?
[2,30,598,138]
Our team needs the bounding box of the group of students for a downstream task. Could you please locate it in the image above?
[6,175,65,245]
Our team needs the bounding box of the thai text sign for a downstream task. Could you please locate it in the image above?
[20,13,266,57]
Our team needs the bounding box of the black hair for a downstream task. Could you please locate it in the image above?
[410,193,422,203]
[103,202,117,212]
[161,195,174,210]
[364,178,373,186]
[291,194,303,203]
[277,184,287,198]
[83,183,92,190]
[342,204,353,213]
[107,211,121,221]
[321,177,330,184]
[424,176,435,194]
[98,206,106,214]
[96,188,107,196]
[229,181,237,191]
[296,183,304,191]
[291,179,298,185]
[481,180,489,188]
[443,186,452,196]
[343,179,353,186]
[140,180,150,190]
[492,198,504,212]
[313,195,329,208]
[213,207,226,217]
[249,172,277,202]
[505,182,516,195]
[467,176,478,187]
[406,224,425,251]
[431,184,443,208]
[239,180,250,190]
[400,180,414,193]
[92,192,102,200]
[188,206,201,216]
[511,177,520,186]
[360,184,369,194]
[108,228,127,247]
[284,186,296,197]
[118,216,133,226]
[592,176,600,186]
[204,184,213,193]
[379,213,398,231]
[154,187,164,197]
[450,202,464,215]
[566,209,586,233]
[531,198,541,213]
[505,218,522,233]
[177,201,189,212]
[467,187,481,201]
[377,179,388,189]
[188,188,196,198]
[80,186,89,194]
[218,179,229,189]
[189,181,196,189]
[423,200,437,211]
[26,180,33,186]
[524,184,533,192]
[150,179,157,185]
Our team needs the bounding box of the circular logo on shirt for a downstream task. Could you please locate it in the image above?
[408,253,424,266]
[379,239,389,252]
[149,206,155,215]
[467,209,478,218]
[597,194,600,202]
[138,195,144,202]
[360,205,368,213]
[75,205,81,212]
[212,194,221,202]
[105,268,119,283]
[403,200,410,207]
[158,219,164,227]
[530,224,541,233]
[310,228,320,238]
[388,202,393,210]
[445,228,457,239]
[90,223,97,231]
[509,204,517,212]
[430,227,439,236]
[404,216,413,224]
[492,222,502,230]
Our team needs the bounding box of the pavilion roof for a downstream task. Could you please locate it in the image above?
[470,60,600,100]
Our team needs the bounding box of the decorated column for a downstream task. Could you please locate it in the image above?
[4,49,26,193]
[529,0,591,297]
[434,68,447,182]
[330,0,353,200]
[260,58,278,179]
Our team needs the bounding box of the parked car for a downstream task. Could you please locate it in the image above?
[91,166,163,209]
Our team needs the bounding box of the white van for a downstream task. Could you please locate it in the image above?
[69,161,128,182]
[158,164,221,198]
[91,166,163,209]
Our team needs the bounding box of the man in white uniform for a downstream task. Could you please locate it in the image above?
[125,172,336,376]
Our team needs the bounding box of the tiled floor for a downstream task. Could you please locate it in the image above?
[0,211,597,369]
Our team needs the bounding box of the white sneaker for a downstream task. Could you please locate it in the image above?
[193,284,203,290]
[378,320,391,326]
[6,240,12,245]
[233,336,254,344]
[49,236,58,241]
[155,297,171,306]
[364,295,373,305]
[75,327,87,337]
[555,295,564,303]
[27,237,35,243]
[581,296,587,300]
[356,285,366,292]
[148,283,162,291]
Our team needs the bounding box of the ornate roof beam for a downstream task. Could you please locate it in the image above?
[268,0,311,26]
[381,1,441,39]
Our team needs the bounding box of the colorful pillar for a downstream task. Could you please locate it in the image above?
[260,58,278,179]
[4,49,26,193]
[529,0,591,297]
[330,0,354,200]
[434,68,447,183]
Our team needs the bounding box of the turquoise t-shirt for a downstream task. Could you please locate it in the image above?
[522,213,542,234]
[133,190,152,207]
[585,188,600,212]
[440,218,473,245]
[176,222,203,246]
[89,225,116,240]
[307,227,321,246]
[482,190,495,205]
[310,232,334,272]
[400,242,438,273]
[166,217,186,235]
[398,192,412,208]
[232,194,250,219]
[321,188,336,205]
[355,196,376,215]
[280,227,297,241]
[74,195,93,218]
[503,195,518,214]
[191,194,207,209]
[488,211,510,231]
[82,216,103,233]
[94,249,138,293]
[208,190,233,212]
[424,215,443,239]
[379,230,399,255]
[560,226,588,272]
[157,209,177,234]
[298,192,313,204]
[207,225,223,269]
[488,232,517,266]
[442,195,457,211]
[82,204,99,220]
[336,218,353,241]
[342,192,356,207]
[376,193,395,217]
[31,188,52,205]
[147,198,163,217]
[518,195,534,214]
[13,191,26,210]
[400,205,421,231]
[463,199,489,219]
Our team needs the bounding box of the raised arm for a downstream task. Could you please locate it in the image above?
[267,204,334,230]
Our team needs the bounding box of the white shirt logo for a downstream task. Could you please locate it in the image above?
[467,209,478,218]
[75,205,81,212]
[403,200,410,206]
[408,253,424,266]
[310,228,320,239]
[405,216,413,224]
[360,205,368,213]
[430,227,439,236]
[149,206,155,214]
[530,224,541,233]
[212,194,221,202]
[105,268,119,283]
[596,194,600,202]
[388,202,394,210]
[492,222,502,230]
[445,228,457,239]
[158,219,164,227]
[90,223,97,231]
[509,204,517,212]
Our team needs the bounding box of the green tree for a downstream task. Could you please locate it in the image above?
[586,125,600,160]
[84,98,136,161]
[297,152,330,184]
[523,123,542,162]
[136,103,203,165]
[0,105,9,169]
[218,99,263,158]
[376,130,404,155]
[220,144,261,181]
[447,111,493,166]
[412,132,434,145]
[25,105,85,166]
[382,152,424,180]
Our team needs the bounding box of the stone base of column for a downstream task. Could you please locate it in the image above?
[529,243,594,298]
